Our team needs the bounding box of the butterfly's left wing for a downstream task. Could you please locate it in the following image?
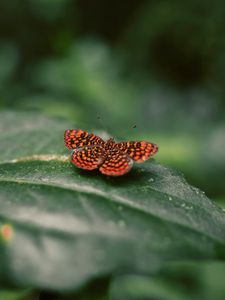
[99,148,133,176]
[71,145,105,170]
[64,129,105,150]
[116,141,158,163]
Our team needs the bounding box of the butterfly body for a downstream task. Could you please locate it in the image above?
[104,137,116,151]
[64,129,158,176]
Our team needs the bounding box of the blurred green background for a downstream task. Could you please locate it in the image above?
[0,0,224,207]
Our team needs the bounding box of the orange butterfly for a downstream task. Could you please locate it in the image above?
[64,129,158,176]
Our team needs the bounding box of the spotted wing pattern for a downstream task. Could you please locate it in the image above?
[116,141,158,163]
[71,145,106,170]
[64,129,105,150]
[99,148,133,176]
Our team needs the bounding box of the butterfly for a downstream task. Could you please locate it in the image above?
[64,129,158,176]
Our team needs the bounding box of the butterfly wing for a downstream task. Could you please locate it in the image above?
[71,145,105,170]
[116,141,158,163]
[99,148,133,176]
[64,129,105,150]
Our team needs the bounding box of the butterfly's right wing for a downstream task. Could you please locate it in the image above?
[71,145,105,170]
[116,141,158,163]
[64,129,105,150]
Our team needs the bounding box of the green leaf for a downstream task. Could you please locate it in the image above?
[0,110,225,291]
[110,261,225,300]
[0,288,33,300]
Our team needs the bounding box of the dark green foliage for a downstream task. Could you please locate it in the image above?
[0,111,224,297]
[0,1,225,298]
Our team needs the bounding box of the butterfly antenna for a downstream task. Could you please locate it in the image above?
[96,114,113,134]
[116,123,138,141]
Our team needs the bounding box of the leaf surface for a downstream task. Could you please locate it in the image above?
[0,111,224,290]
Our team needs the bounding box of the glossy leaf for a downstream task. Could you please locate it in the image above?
[0,111,225,291]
